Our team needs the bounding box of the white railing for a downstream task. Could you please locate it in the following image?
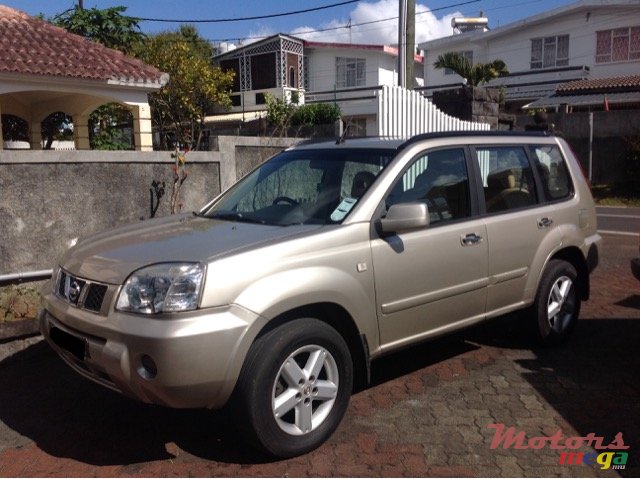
[377,85,490,137]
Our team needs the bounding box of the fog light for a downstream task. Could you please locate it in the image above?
[138,354,157,379]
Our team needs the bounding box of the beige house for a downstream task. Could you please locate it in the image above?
[0,5,168,151]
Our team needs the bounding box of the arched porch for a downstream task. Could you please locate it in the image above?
[0,75,157,151]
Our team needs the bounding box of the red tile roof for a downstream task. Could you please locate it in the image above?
[0,5,167,87]
[557,75,640,93]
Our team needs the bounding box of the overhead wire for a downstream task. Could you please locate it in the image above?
[134,0,361,23]
[206,0,481,44]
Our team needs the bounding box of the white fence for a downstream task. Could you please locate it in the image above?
[377,85,490,137]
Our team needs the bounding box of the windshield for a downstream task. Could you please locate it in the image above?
[202,148,395,226]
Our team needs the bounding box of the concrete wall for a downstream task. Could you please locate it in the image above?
[517,110,640,185]
[0,137,298,274]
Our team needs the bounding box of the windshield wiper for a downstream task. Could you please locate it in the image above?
[208,211,267,225]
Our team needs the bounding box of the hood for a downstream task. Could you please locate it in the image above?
[61,214,321,284]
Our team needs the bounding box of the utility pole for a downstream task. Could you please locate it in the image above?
[406,0,415,89]
[398,0,407,88]
[78,0,84,9]
[398,0,416,89]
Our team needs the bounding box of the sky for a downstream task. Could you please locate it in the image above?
[6,0,575,51]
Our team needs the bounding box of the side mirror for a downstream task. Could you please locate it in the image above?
[379,202,430,234]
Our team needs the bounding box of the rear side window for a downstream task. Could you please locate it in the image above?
[529,145,573,201]
[476,146,537,213]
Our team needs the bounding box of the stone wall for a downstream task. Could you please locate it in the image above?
[0,137,298,274]
[432,86,500,130]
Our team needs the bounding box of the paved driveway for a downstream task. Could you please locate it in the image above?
[0,233,638,477]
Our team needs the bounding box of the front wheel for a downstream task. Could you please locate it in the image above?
[531,259,581,345]
[234,318,353,458]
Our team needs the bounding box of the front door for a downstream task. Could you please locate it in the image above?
[370,147,489,351]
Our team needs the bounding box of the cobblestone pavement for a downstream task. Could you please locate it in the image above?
[0,233,638,477]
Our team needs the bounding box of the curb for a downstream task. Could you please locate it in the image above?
[0,319,40,341]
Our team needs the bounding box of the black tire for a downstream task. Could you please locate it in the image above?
[531,259,581,345]
[233,318,353,458]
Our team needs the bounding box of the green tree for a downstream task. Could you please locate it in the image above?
[89,103,134,150]
[291,103,341,127]
[41,112,73,150]
[135,26,234,150]
[265,94,341,137]
[265,93,296,136]
[1,114,29,143]
[434,52,509,86]
[52,6,144,54]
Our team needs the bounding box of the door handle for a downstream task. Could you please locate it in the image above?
[537,217,554,229]
[461,233,483,246]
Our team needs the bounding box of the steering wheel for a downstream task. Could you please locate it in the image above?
[272,196,299,206]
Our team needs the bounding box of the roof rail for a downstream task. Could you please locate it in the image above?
[398,130,551,151]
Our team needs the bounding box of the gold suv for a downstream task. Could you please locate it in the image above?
[40,132,601,457]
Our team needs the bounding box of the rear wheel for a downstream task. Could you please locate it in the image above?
[531,259,581,345]
[234,318,353,457]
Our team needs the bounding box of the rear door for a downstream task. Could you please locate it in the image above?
[472,144,562,315]
[370,147,489,351]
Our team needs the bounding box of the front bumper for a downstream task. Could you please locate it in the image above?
[632,258,640,281]
[39,293,265,409]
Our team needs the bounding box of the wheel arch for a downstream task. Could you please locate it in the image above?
[550,246,590,300]
[256,302,371,392]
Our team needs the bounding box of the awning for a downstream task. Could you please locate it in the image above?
[523,91,640,109]
[204,111,267,124]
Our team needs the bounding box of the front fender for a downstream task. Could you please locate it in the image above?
[234,266,379,349]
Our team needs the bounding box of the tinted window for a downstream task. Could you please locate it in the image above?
[386,148,471,225]
[529,145,573,201]
[476,146,537,213]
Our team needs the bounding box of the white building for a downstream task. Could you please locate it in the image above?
[212,36,426,136]
[418,0,640,110]
[303,41,424,136]
[212,34,305,123]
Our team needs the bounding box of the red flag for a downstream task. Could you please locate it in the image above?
[603,95,609,112]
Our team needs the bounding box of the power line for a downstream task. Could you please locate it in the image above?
[208,0,481,43]
[135,0,361,23]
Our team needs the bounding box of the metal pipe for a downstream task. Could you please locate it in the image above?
[0,270,53,287]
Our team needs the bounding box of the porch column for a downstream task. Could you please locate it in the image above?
[130,103,153,151]
[73,114,91,150]
[29,121,42,150]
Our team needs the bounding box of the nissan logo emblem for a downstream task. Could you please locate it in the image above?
[68,281,82,303]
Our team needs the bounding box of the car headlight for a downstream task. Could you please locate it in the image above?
[116,263,204,314]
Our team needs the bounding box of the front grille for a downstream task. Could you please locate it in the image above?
[56,270,108,313]
[84,284,108,312]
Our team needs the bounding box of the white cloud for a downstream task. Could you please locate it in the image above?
[243,26,276,46]
[290,0,460,45]
[216,41,237,53]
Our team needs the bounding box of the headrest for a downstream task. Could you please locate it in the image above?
[351,171,376,197]
[487,169,516,190]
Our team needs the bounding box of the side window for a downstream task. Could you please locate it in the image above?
[386,148,471,225]
[476,146,538,213]
[529,145,573,201]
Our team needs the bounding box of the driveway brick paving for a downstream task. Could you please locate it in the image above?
[0,233,638,477]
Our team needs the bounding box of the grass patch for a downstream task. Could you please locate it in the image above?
[591,184,640,207]
[0,285,42,322]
